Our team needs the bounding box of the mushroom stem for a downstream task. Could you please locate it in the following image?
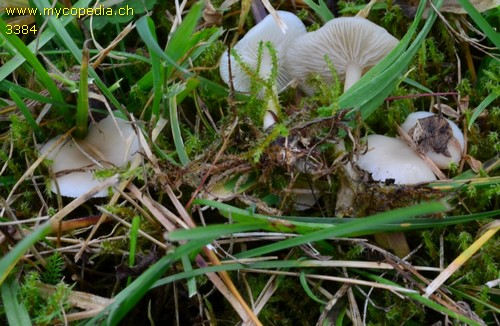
[263,84,280,130]
[344,62,363,92]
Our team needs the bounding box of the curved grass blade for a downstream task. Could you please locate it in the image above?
[182,200,451,258]
[0,222,53,286]
[0,17,65,107]
[9,89,44,139]
[468,92,499,130]
[456,0,500,48]
[85,238,212,326]
[233,201,449,259]
[135,16,164,120]
[300,270,328,304]
[1,277,32,326]
[356,269,482,325]
[0,81,67,106]
[0,0,92,82]
[193,198,491,235]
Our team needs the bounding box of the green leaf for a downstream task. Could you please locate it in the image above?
[1,277,32,326]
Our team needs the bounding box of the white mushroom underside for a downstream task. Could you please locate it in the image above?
[357,135,437,184]
[284,17,399,94]
[219,11,306,94]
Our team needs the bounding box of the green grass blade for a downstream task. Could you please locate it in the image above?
[166,222,269,241]
[0,222,52,286]
[1,277,32,326]
[302,0,335,22]
[169,85,190,166]
[85,238,212,326]
[468,92,499,130]
[233,201,449,259]
[0,81,67,106]
[75,45,89,139]
[34,0,125,115]
[135,16,164,121]
[9,89,44,139]
[456,0,500,48]
[0,0,92,81]
[0,17,65,106]
[127,216,141,286]
[193,198,487,235]
[300,270,328,304]
[357,269,482,325]
[135,17,193,78]
[164,1,204,78]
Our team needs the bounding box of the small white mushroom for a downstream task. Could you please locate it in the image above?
[40,115,140,197]
[219,11,306,94]
[284,17,399,94]
[357,135,437,184]
[400,111,464,169]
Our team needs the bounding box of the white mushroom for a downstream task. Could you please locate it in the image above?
[400,111,464,169]
[284,17,399,94]
[219,11,306,94]
[40,115,140,197]
[357,135,437,184]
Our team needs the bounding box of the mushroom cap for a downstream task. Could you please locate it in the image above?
[284,17,399,94]
[357,135,437,184]
[219,11,306,94]
[40,115,140,197]
[400,111,464,169]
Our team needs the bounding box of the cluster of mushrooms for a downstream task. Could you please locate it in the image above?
[220,11,466,209]
[41,11,465,199]
[219,11,399,129]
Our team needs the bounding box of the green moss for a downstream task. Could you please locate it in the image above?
[19,272,72,326]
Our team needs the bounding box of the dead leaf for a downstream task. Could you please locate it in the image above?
[203,0,222,27]
[408,115,454,157]
[464,154,482,172]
